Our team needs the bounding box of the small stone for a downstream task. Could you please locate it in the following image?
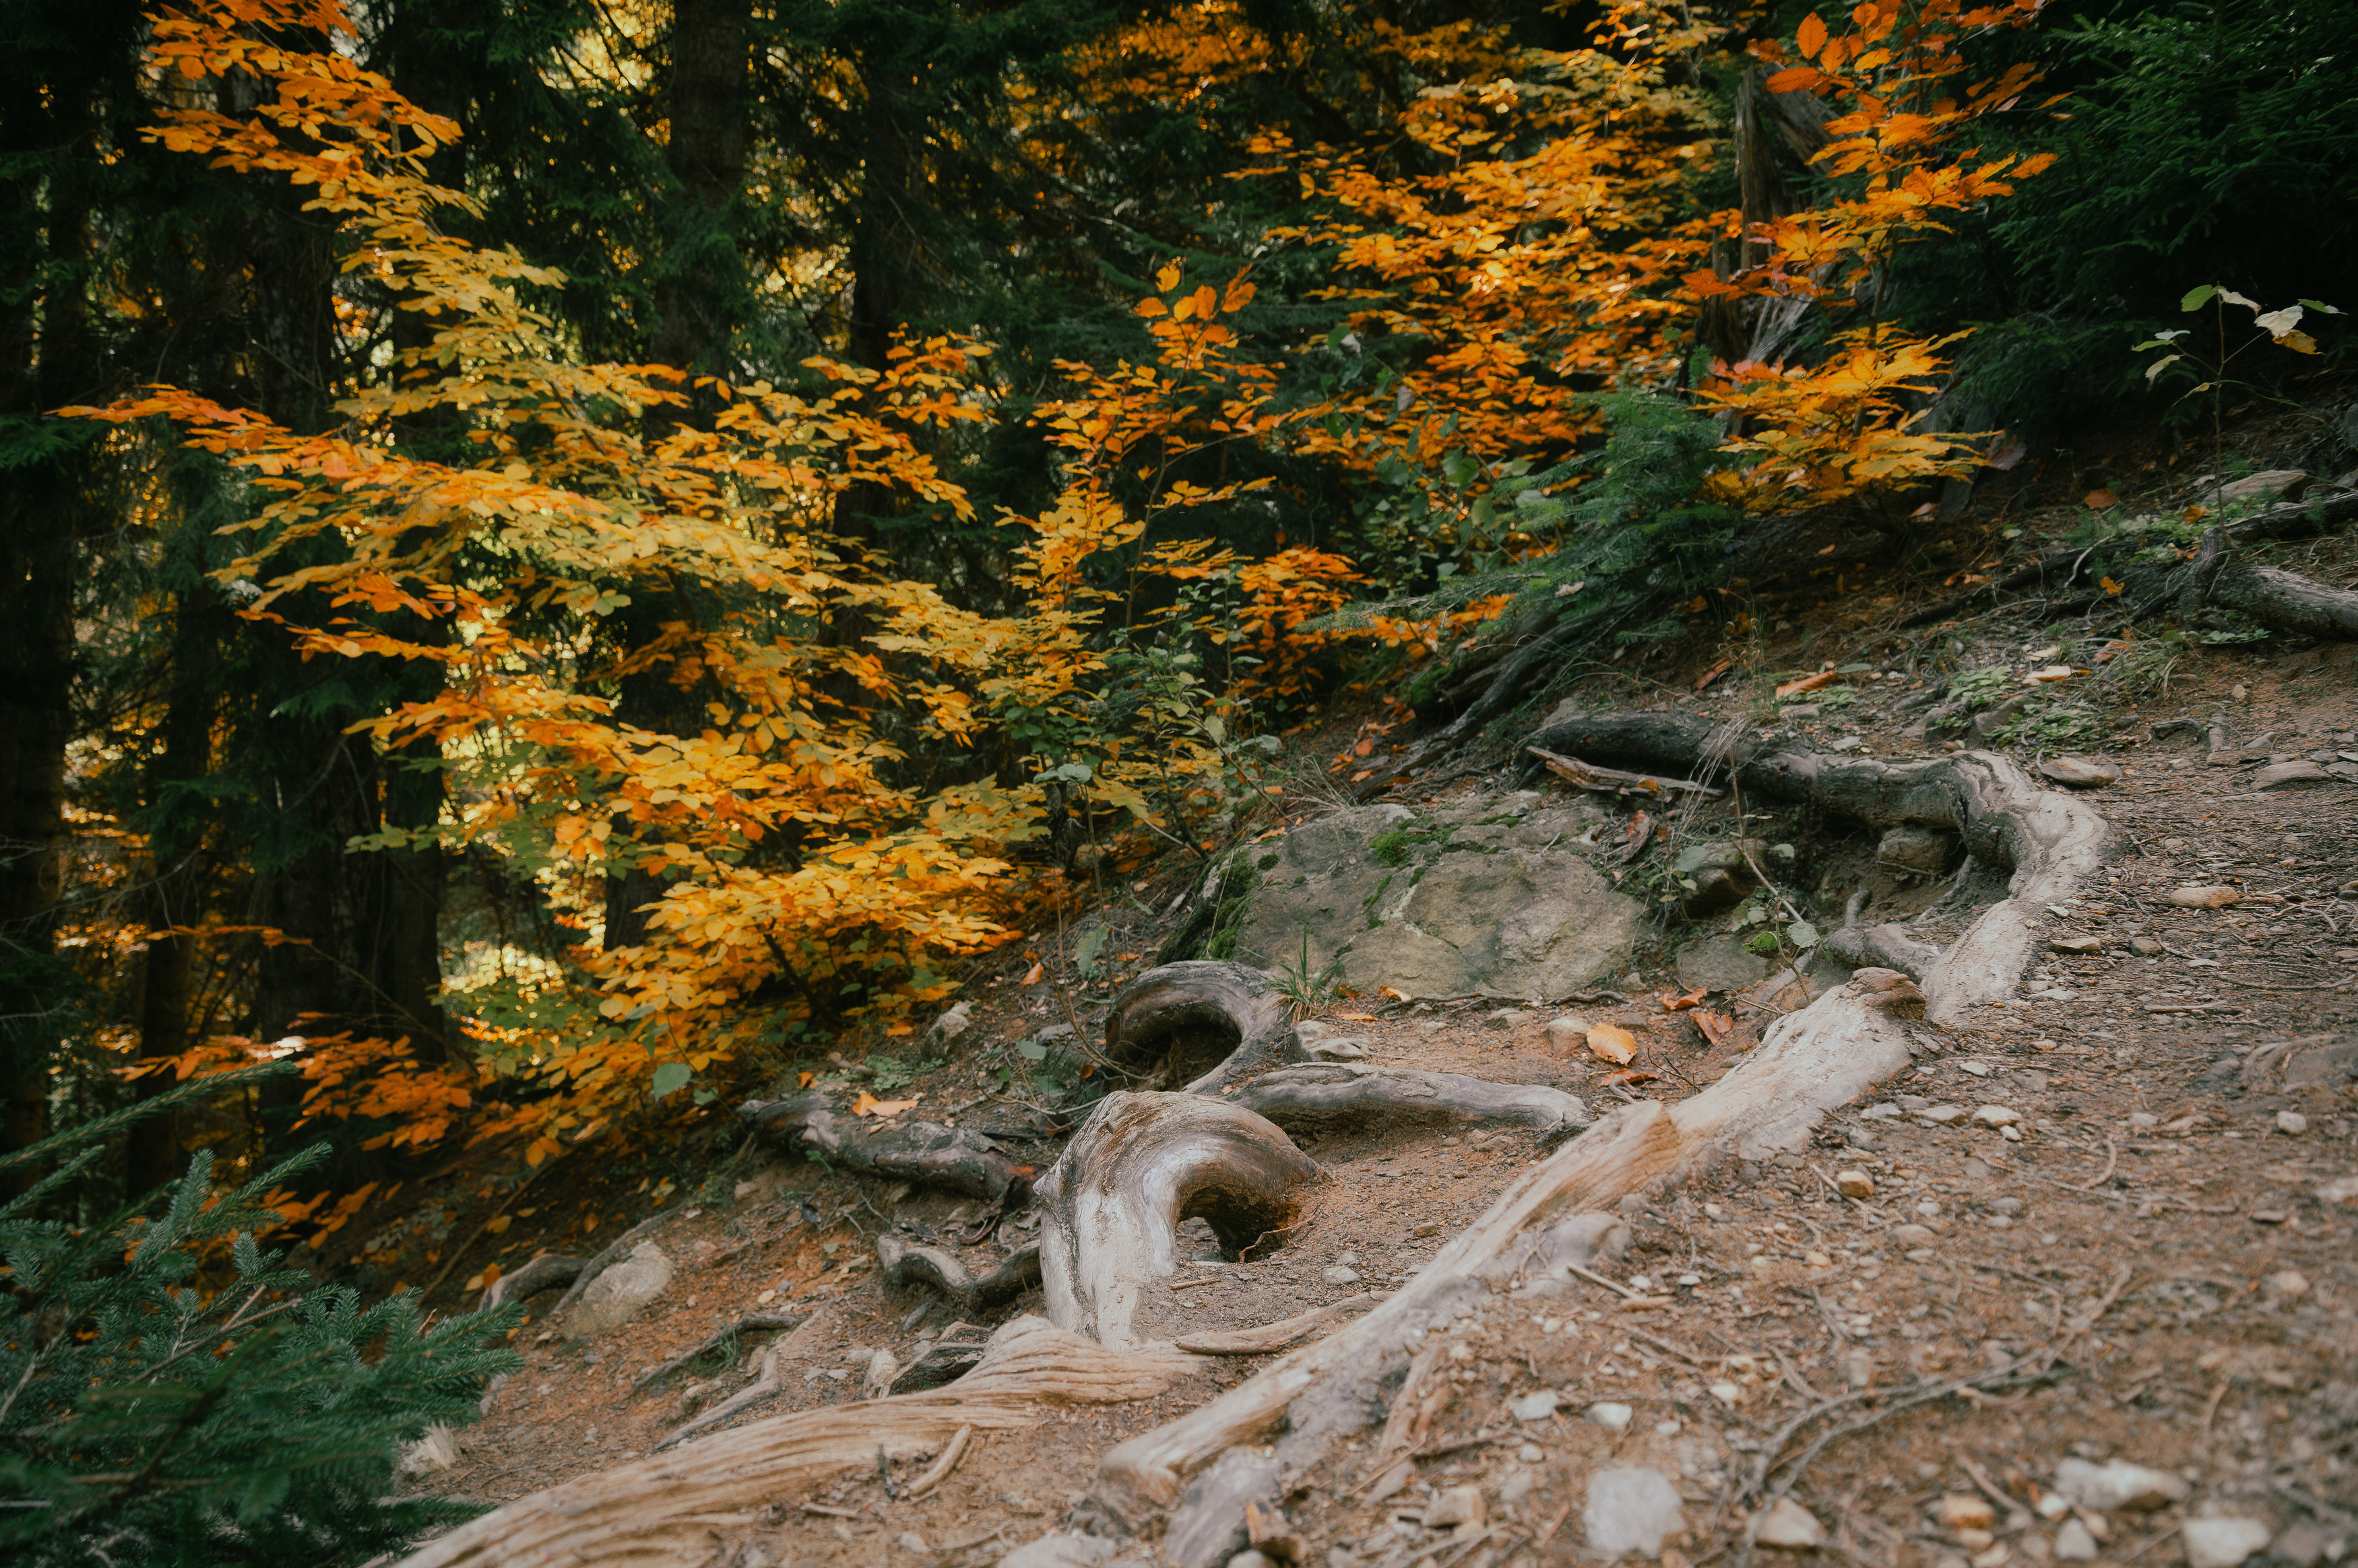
[1921,1104,1967,1125]
[1424,1484,1486,1532]
[1497,1470,1537,1506]
[899,1531,930,1554]
[930,1000,974,1041]
[996,1532,1118,1568]
[568,1243,674,1339]
[1972,1105,2022,1127]
[1756,1497,1827,1549]
[1587,1401,1634,1431]
[1893,1223,1936,1245]
[2053,1520,2099,1561]
[1836,1168,1876,1198]
[1225,1553,1276,1568]
[2264,1269,2310,1298]
[1511,1390,1562,1422]
[1709,1381,1744,1406]
[2049,934,2107,954]
[2272,1523,2330,1568]
[2255,761,2334,789]
[1584,1467,1686,1560]
[2052,1458,2191,1513]
[1542,1015,1596,1056]
[2210,469,2307,504]
[2169,886,2241,909]
[1520,1443,1546,1463]
[2276,1111,2309,1136]
[1940,1495,1998,1532]
[2319,1175,2358,1205]
[2039,757,2122,789]
[1971,1545,2012,1568]
[2130,936,2166,956]
[2182,1517,2272,1568]
[1322,1266,1361,1286]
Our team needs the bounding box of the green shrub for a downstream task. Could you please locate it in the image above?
[1,1067,520,1565]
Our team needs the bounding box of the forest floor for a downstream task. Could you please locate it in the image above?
[404,453,2358,1568]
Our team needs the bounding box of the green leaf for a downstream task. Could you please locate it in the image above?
[651,1061,693,1100]
[1015,1039,1049,1061]
[1786,920,1821,948]
[2179,284,2218,311]
[2299,299,2345,316]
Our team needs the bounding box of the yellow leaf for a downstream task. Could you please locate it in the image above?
[1796,13,1828,58]
[1587,1024,1637,1065]
[485,1214,512,1235]
[851,1090,918,1118]
[1156,260,1184,292]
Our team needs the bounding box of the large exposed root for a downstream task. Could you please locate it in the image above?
[1103,960,1293,1094]
[736,1092,1036,1206]
[1234,1062,1589,1142]
[1035,1091,1322,1350]
[397,1316,1203,1568]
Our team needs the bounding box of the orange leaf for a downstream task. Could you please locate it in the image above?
[1659,987,1707,1012]
[1694,1010,1736,1049]
[1775,669,1837,698]
[1021,962,1044,985]
[851,1091,919,1118]
[1693,657,1733,691]
[1333,1012,1380,1022]
[1601,1069,1659,1087]
[1378,985,1412,1002]
[1587,1024,1637,1064]
[2082,488,2118,509]
[1796,12,1828,58]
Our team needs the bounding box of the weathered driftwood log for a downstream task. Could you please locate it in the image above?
[480,1251,585,1311]
[397,1315,1204,1568]
[877,1234,1043,1313]
[1035,1091,1322,1350]
[1232,1063,1589,1143]
[737,1092,1035,1206]
[1517,718,2108,1022]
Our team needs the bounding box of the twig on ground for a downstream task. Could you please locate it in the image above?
[631,1311,805,1393]
[903,1425,974,1499]
[653,1341,786,1451]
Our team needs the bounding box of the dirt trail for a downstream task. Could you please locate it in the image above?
[414,637,2357,1568]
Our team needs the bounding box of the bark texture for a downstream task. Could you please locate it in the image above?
[738,1092,1037,1206]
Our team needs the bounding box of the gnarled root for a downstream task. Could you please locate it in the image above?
[398,1316,1204,1568]
[1234,1063,1589,1142]
[1104,960,1293,1095]
[738,1092,1035,1206]
[1035,1091,1320,1349]
[480,1251,585,1310]
[877,1235,1043,1314]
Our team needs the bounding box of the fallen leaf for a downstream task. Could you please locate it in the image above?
[1378,985,1413,1002]
[1333,1012,1380,1022]
[1351,769,1374,782]
[1694,1009,1736,1048]
[798,1070,817,1088]
[1021,962,1044,985]
[484,1214,512,1235]
[1601,1068,1659,1086]
[1587,1023,1637,1064]
[1115,951,1142,961]
[852,1091,920,1118]
[1659,987,1707,1012]
[1693,657,1733,690]
[2083,488,2119,509]
[2024,664,2075,682]
[1775,669,1837,698]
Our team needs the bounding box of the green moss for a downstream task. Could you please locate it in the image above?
[1257,852,1281,871]
[1370,830,1413,867]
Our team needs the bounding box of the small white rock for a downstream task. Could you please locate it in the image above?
[1519,1442,1546,1463]
[2265,1269,2311,1299]
[1511,1390,1562,1422]
[2183,1517,2272,1568]
[1973,1105,2022,1127]
[1586,1401,1634,1431]
[2276,1111,2309,1136]
[2054,1520,2099,1561]
[1584,1467,1684,1559]
[899,1530,929,1554]
[2052,1458,2191,1513]
[1756,1497,1827,1549]
[1921,1105,1967,1125]
[1709,1381,1744,1406]
[1322,1265,1361,1286]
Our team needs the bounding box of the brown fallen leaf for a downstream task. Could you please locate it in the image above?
[1601,1068,1659,1087]
[1333,1012,1380,1022]
[1021,961,1044,985]
[851,1091,919,1118]
[1378,985,1412,1002]
[2084,487,2119,509]
[1693,656,1733,690]
[1694,1009,1736,1048]
[1587,1023,1637,1065]
[1774,669,1837,698]
[1659,987,1707,1012]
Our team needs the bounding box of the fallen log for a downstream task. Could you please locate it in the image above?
[1034,1091,1323,1350]
[397,1315,1205,1568]
[736,1092,1035,1207]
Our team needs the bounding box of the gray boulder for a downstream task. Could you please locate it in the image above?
[1229,794,1640,1000]
[568,1241,672,1338]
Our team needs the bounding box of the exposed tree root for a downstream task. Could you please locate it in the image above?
[737,1092,1036,1206]
[1233,1063,1589,1142]
[1176,1292,1383,1356]
[397,1316,1205,1567]
[1036,1090,1322,1350]
[1104,960,1293,1094]
[480,1251,585,1311]
[631,1311,806,1394]
[876,1234,1042,1313]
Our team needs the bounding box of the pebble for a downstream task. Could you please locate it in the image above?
[1584,1468,1686,1560]
[1519,1443,1546,1463]
[1322,1266,1361,1285]
[1511,1390,1562,1422]
[2039,757,2122,789]
[2169,886,2241,909]
[2276,1111,2309,1136]
[1921,1105,1967,1125]
[1709,1381,1744,1406]
[1756,1498,1828,1549]
[2052,1458,2191,1513]
[2254,761,2334,789]
[1426,1484,1486,1532]
[2130,936,2166,955]
[2049,934,2107,953]
[1973,1105,2022,1127]
[2054,1520,2100,1561]
[900,1532,929,1554]
[1893,1223,1936,1245]
[2183,1517,2272,1568]
[1939,1496,1997,1531]
[2265,1269,2310,1299]
[1836,1168,1876,1198]
[1587,1401,1634,1431]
